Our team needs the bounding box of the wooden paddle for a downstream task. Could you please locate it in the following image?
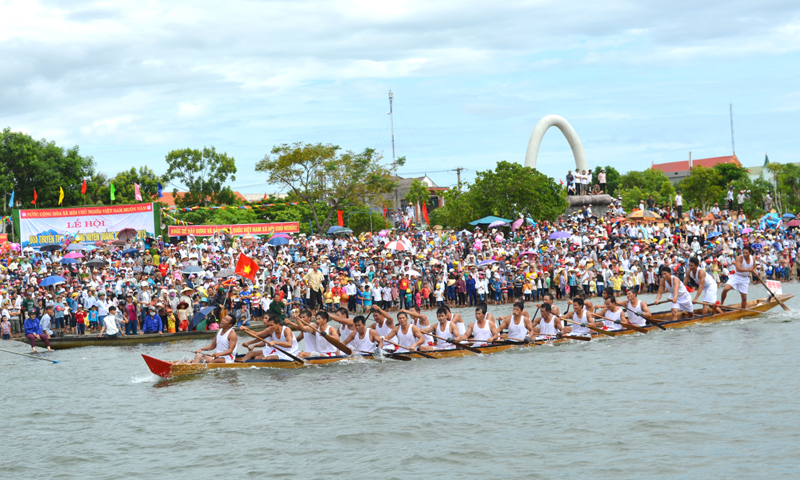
[359,349,412,361]
[429,333,481,353]
[698,301,763,315]
[297,317,353,355]
[382,338,437,359]
[587,311,648,334]
[754,275,790,311]
[616,303,667,331]
[561,317,616,337]
[241,327,306,365]
[0,348,60,363]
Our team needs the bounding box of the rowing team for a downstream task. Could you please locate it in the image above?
[191,280,669,364]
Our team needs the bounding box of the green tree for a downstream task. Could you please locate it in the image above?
[678,166,723,212]
[767,163,800,213]
[164,146,237,207]
[469,161,565,221]
[713,163,749,186]
[428,186,478,229]
[405,179,430,211]
[109,166,165,203]
[0,128,96,208]
[256,142,404,234]
[617,168,675,211]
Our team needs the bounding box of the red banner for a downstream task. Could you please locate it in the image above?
[167,222,300,237]
[337,210,344,227]
[0,234,7,243]
[19,203,153,219]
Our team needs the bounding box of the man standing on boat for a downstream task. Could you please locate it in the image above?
[193,314,238,364]
[720,246,757,311]
[687,257,723,315]
[655,265,694,321]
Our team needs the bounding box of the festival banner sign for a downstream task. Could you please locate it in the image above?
[0,234,7,243]
[18,203,156,247]
[167,222,300,237]
[765,280,783,295]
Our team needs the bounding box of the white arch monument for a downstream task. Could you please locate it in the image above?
[524,115,588,171]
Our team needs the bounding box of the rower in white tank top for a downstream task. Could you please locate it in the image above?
[690,267,718,303]
[668,275,692,303]
[395,323,416,352]
[314,325,338,356]
[264,325,299,360]
[725,254,753,295]
[303,327,318,353]
[602,308,623,331]
[626,300,647,327]
[373,318,394,351]
[339,324,353,344]
[435,321,454,349]
[471,321,493,346]
[349,328,377,354]
[508,315,529,341]
[215,328,236,363]
[570,310,591,336]
[537,315,558,337]
[415,318,433,345]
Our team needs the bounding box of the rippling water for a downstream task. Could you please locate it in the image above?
[2,284,800,479]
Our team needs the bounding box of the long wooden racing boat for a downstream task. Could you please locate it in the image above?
[17,323,265,350]
[142,294,792,379]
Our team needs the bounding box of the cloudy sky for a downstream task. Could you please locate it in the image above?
[2,0,799,193]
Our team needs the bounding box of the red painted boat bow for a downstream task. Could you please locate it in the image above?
[142,354,173,378]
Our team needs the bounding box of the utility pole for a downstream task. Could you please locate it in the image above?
[730,103,735,156]
[388,91,396,162]
[452,167,465,187]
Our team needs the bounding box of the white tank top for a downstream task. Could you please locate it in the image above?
[454,317,466,336]
[537,315,557,336]
[215,328,235,358]
[508,315,529,340]
[270,326,298,354]
[690,268,715,290]
[313,325,338,354]
[435,321,453,347]
[339,324,353,343]
[395,323,416,352]
[415,318,433,344]
[472,321,492,343]
[571,310,590,336]
[735,257,753,278]
[668,276,691,302]
[603,308,623,331]
[626,300,646,327]
[350,328,376,354]
[374,319,393,338]
[303,326,318,353]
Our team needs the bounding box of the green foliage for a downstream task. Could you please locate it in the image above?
[678,166,723,212]
[164,146,237,207]
[591,165,621,195]
[713,163,749,186]
[256,142,404,234]
[767,163,800,213]
[346,208,390,235]
[617,169,675,211]
[428,187,477,229]
[0,128,96,208]
[405,179,430,208]
[108,166,164,204]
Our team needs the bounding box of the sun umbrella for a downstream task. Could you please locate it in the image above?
[271,233,291,239]
[478,259,497,266]
[181,266,205,274]
[267,236,289,246]
[782,213,796,219]
[488,220,508,229]
[526,218,537,226]
[39,243,62,252]
[627,210,661,220]
[85,260,106,269]
[60,258,79,265]
[327,226,344,234]
[460,230,473,236]
[518,251,537,259]
[334,228,353,235]
[64,251,84,259]
[189,306,217,331]
[741,227,753,234]
[549,231,571,240]
[118,228,138,242]
[40,276,66,287]
[787,219,800,228]
[67,243,87,251]
[511,218,524,230]
[121,248,139,256]
[469,216,512,226]
[217,267,235,278]
[406,269,421,276]
[385,241,408,251]
[378,230,388,237]
[706,232,722,239]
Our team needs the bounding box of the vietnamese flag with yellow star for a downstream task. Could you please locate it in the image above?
[234,253,258,281]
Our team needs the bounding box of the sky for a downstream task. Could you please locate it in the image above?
[2,0,800,194]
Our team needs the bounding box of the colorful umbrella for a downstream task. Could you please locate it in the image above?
[267,237,289,246]
[118,228,138,242]
[40,276,66,287]
[511,218,524,230]
[64,251,84,259]
[488,220,508,228]
[548,231,571,240]
[741,227,753,234]
[385,241,408,251]
[627,210,661,220]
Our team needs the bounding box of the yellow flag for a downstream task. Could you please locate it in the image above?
[59,187,64,205]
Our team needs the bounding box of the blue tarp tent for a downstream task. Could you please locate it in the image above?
[469,216,512,226]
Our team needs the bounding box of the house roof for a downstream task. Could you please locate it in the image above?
[159,191,248,207]
[651,155,740,173]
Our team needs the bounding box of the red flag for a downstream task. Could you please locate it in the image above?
[234,253,258,282]
[81,179,87,195]
[382,203,387,218]
[337,210,343,227]
[422,203,429,224]
[263,193,267,200]
[560,179,564,185]
[31,189,37,205]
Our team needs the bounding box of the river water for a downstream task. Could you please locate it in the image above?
[2,284,799,479]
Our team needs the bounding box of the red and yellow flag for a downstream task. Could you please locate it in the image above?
[234,253,258,281]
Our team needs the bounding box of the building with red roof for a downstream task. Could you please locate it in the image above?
[651,154,740,184]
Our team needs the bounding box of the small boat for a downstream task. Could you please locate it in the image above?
[142,294,791,379]
[17,323,265,350]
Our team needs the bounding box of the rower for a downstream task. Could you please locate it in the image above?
[512,297,532,318]
[341,315,383,355]
[624,287,652,327]
[284,310,319,357]
[541,294,562,317]
[327,307,355,344]
[239,314,281,362]
[420,309,460,350]
[383,311,430,352]
[687,257,723,315]
[655,265,694,321]
[455,304,498,346]
[401,306,433,348]
[295,310,341,357]
[496,301,533,341]
[531,303,562,338]
[261,315,300,361]
[592,295,626,331]
[720,246,756,311]
[561,297,596,336]
[192,314,238,364]
[369,305,395,352]
[441,306,466,336]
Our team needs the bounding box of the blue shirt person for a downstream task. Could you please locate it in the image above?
[142,308,163,334]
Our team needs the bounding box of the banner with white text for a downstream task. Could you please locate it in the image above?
[17,203,157,247]
[168,222,299,237]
